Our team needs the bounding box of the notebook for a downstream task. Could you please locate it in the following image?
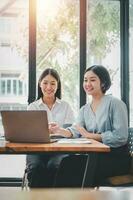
[1,110,56,143]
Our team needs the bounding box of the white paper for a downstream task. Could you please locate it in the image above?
[57,138,91,144]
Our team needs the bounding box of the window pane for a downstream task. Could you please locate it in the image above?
[87,0,120,98]
[129,0,133,126]
[13,80,17,94]
[18,80,23,95]
[0,0,29,177]
[1,80,6,94]
[37,0,79,115]
[7,80,11,94]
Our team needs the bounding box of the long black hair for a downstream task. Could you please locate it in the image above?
[37,68,61,99]
[85,65,111,93]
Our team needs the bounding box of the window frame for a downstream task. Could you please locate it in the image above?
[28,0,130,121]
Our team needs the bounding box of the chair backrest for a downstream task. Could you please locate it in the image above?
[128,127,133,174]
[128,127,133,155]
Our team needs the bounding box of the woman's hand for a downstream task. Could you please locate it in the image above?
[74,125,102,141]
[49,122,73,138]
[49,122,60,134]
[74,125,92,139]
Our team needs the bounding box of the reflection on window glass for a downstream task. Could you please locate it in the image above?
[87,0,120,98]
[129,0,133,126]
[0,0,28,178]
[37,0,79,115]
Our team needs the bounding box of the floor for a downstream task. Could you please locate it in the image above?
[98,186,133,191]
[0,186,133,191]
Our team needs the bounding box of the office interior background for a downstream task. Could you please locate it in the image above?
[0,0,133,183]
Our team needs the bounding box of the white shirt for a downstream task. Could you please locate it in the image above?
[27,98,74,127]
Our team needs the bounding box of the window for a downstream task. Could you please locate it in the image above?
[129,0,133,126]
[13,80,17,94]
[0,0,29,178]
[37,0,80,115]
[0,77,26,96]
[0,0,131,181]
[1,80,6,94]
[0,17,12,46]
[87,0,120,98]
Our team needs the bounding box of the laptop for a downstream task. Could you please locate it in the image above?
[1,110,56,143]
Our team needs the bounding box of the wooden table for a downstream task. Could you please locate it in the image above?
[0,139,110,154]
[0,188,132,200]
[0,139,110,188]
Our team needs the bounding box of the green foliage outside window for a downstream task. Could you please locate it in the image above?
[12,0,125,110]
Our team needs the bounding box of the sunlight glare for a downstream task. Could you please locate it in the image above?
[37,0,61,19]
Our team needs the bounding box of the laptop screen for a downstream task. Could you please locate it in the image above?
[1,111,50,143]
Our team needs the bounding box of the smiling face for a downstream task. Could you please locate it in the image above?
[39,74,58,98]
[83,70,103,96]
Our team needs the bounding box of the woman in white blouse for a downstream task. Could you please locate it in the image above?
[26,68,74,187]
[52,65,131,187]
